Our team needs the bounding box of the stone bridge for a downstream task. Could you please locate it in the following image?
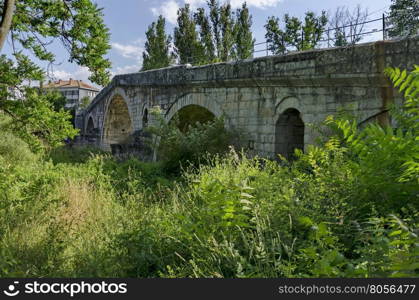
[78,36,418,159]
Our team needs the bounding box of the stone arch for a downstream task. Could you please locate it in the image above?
[274,97,305,160]
[170,104,216,132]
[102,94,133,148]
[275,96,303,116]
[165,93,224,123]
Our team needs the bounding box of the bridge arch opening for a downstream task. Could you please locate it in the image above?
[103,95,133,146]
[86,117,95,134]
[275,108,304,160]
[170,104,216,132]
[142,108,148,128]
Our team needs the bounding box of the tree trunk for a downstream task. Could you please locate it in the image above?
[0,0,16,52]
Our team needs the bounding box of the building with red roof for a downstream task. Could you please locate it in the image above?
[43,79,100,110]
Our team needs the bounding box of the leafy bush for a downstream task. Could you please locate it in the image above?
[147,107,242,174]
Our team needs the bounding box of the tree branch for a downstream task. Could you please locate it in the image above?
[0,0,16,52]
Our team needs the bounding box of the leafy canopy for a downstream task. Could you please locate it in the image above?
[142,15,172,71]
[0,0,112,150]
[265,11,328,54]
[388,0,419,38]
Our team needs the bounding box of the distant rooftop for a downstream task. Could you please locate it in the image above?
[43,79,99,91]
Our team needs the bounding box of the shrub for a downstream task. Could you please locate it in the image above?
[147,107,242,174]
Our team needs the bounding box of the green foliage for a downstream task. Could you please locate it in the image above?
[0,0,111,152]
[171,0,254,66]
[0,68,417,278]
[1,88,78,151]
[195,7,216,63]
[219,3,235,62]
[233,3,254,60]
[142,15,173,71]
[79,96,91,110]
[208,0,222,59]
[47,145,106,164]
[388,0,419,38]
[385,65,419,182]
[265,11,328,54]
[45,90,67,112]
[173,4,205,65]
[265,16,286,55]
[147,107,239,174]
[9,0,112,86]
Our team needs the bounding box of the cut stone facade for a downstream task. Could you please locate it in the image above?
[78,36,419,159]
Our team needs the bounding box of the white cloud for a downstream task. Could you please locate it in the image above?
[151,0,281,23]
[230,0,281,9]
[111,40,144,60]
[51,67,91,82]
[73,66,92,81]
[151,0,180,25]
[51,69,72,80]
[110,39,144,76]
[112,64,142,76]
[184,0,206,9]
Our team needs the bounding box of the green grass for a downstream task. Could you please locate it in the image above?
[0,138,417,277]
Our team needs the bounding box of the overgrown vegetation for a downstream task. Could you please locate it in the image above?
[0,67,418,278]
[147,107,241,174]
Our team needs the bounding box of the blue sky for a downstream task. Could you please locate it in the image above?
[5,0,393,87]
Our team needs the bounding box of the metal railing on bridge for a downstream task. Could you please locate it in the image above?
[252,13,393,57]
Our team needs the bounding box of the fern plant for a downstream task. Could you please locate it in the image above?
[385,65,419,182]
[318,66,419,215]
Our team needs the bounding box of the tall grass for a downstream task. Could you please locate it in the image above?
[0,67,417,277]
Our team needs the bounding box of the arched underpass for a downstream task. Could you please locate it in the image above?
[86,117,94,134]
[170,104,216,132]
[275,108,304,160]
[103,96,133,150]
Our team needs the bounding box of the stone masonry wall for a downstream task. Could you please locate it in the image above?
[80,36,419,158]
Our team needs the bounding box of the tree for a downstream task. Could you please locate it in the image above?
[174,1,254,64]
[0,0,14,51]
[329,5,368,47]
[0,0,112,150]
[265,11,328,54]
[265,16,286,54]
[194,7,216,63]
[299,11,328,50]
[79,96,91,110]
[1,0,111,85]
[142,15,172,71]
[208,0,222,59]
[219,3,235,61]
[388,0,419,38]
[233,2,254,60]
[173,4,205,65]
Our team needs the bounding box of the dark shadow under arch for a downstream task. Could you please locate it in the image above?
[170,104,216,132]
[142,108,148,128]
[275,108,304,160]
[86,117,95,134]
